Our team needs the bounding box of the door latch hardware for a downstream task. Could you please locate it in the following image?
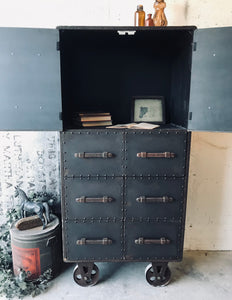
[135,237,170,245]
[137,152,175,158]
[74,152,113,158]
[136,196,174,203]
[117,30,136,36]
[76,238,113,245]
[76,196,113,203]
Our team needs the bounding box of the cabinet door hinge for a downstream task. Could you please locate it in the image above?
[188,112,193,120]
[56,41,60,51]
[59,112,62,120]
[192,42,197,52]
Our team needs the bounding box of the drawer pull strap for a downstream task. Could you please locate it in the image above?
[137,152,175,158]
[135,237,170,245]
[136,196,173,203]
[74,152,113,158]
[76,196,113,203]
[76,238,112,246]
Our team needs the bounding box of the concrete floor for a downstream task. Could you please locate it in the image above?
[10,251,232,300]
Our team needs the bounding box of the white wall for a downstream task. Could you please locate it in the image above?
[0,0,232,28]
[0,0,232,250]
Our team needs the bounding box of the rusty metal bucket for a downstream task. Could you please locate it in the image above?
[10,214,61,280]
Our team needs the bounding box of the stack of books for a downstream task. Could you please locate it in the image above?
[73,112,112,128]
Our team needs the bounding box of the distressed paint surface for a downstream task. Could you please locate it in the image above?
[0,132,60,220]
[0,0,231,250]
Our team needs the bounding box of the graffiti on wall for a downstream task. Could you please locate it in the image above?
[0,132,60,218]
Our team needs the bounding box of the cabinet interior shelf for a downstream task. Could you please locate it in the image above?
[59,28,194,130]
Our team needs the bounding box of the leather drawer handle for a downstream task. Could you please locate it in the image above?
[74,152,113,158]
[76,238,112,246]
[136,196,173,203]
[135,237,170,245]
[76,196,113,203]
[137,152,175,158]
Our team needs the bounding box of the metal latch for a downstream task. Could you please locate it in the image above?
[117,30,136,36]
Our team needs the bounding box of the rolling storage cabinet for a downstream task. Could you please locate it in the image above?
[61,126,190,286]
[0,26,232,287]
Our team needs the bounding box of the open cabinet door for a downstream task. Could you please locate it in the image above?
[188,27,232,132]
[0,28,62,131]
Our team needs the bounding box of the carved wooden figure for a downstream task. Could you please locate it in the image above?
[153,0,168,27]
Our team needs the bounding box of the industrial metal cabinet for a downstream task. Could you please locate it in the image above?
[0,26,232,286]
[61,128,190,286]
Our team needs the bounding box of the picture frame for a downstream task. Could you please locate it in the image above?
[131,96,166,124]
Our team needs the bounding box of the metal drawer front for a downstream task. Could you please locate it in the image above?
[125,220,182,261]
[62,130,124,176]
[63,177,123,219]
[63,220,123,261]
[125,177,185,218]
[125,130,187,176]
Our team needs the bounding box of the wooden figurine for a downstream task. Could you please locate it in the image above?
[153,0,168,27]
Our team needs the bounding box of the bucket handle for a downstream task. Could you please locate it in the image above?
[46,236,57,247]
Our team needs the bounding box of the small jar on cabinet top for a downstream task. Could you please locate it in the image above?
[134,5,145,26]
[145,14,154,26]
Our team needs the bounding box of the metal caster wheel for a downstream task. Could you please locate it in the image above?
[145,262,171,287]
[73,263,99,287]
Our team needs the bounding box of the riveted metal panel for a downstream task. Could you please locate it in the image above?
[125,177,185,219]
[63,177,123,219]
[62,130,124,177]
[0,27,62,131]
[189,27,232,131]
[63,220,123,262]
[125,129,187,176]
[125,220,182,261]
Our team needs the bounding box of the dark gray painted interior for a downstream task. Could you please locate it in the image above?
[59,27,195,130]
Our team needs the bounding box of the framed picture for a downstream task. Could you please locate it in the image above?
[131,96,166,124]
